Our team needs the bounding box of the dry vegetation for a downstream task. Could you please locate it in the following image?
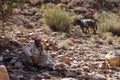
[0,0,24,29]
[94,11,120,35]
[43,7,73,32]
[0,0,120,80]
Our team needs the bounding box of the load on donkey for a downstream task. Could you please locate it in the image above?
[73,8,98,34]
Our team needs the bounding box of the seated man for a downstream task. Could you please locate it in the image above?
[23,36,53,69]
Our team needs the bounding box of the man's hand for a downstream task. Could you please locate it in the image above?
[30,56,37,64]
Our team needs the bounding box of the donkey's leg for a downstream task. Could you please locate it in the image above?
[94,23,97,31]
[95,25,97,31]
[86,26,90,34]
[81,26,85,33]
[89,26,93,34]
[94,24,97,34]
[93,27,96,34]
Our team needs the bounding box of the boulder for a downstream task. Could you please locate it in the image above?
[105,50,120,67]
[0,65,10,80]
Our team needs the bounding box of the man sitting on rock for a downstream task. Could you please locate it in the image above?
[23,36,54,70]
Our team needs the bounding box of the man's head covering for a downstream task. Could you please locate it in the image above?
[33,36,42,42]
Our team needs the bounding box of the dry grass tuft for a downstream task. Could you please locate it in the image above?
[95,11,120,32]
[106,36,114,44]
[10,25,27,32]
[115,37,120,44]
[57,38,74,50]
[43,7,73,32]
[109,23,120,36]
[98,32,113,40]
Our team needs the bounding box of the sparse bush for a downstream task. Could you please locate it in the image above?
[0,0,25,29]
[98,32,113,40]
[115,37,120,44]
[94,11,120,36]
[106,36,113,44]
[109,23,120,36]
[43,7,73,32]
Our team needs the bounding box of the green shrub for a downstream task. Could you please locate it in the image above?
[43,7,73,32]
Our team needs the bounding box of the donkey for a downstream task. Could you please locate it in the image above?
[74,19,98,34]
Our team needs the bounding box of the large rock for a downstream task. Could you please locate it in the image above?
[0,65,10,80]
[105,50,120,67]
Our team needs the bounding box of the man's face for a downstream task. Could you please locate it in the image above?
[35,40,41,47]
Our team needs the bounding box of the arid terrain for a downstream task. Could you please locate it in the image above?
[0,0,120,80]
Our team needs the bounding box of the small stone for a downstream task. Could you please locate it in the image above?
[35,12,42,19]
[82,66,90,72]
[5,49,10,53]
[10,74,17,79]
[61,78,76,80]
[98,62,107,69]
[15,61,23,68]
[28,22,36,28]
[37,74,42,79]
[65,71,77,77]
[29,0,41,6]
[71,63,79,68]
[0,55,3,61]
[10,57,18,64]
[92,74,106,80]
[17,75,24,80]
[55,62,66,68]
[41,72,51,79]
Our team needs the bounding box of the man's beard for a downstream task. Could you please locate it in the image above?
[35,43,41,48]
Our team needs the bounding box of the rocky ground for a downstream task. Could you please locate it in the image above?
[0,0,120,80]
[2,29,119,80]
